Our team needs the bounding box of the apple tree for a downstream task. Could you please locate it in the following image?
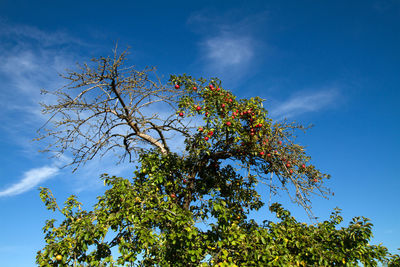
[36,49,399,266]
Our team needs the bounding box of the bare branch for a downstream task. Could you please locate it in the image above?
[37,48,187,170]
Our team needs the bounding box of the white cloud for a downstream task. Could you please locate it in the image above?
[0,22,84,47]
[0,24,83,157]
[0,166,59,197]
[270,89,339,120]
[188,10,267,81]
[203,34,254,70]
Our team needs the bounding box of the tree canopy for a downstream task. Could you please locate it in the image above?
[36,49,399,266]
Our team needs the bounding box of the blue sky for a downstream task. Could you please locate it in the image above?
[1,0,399,265]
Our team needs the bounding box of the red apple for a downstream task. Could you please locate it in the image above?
[226,121,231,126]
[196,106,202,111]
[198,127,203,132]
[170,193,176,198]
[205,112,209,116]
[204,136,209,141]
[175,84,180,89]
[286,163,291,168]
[208,131,214,136]
[193,86,197,90]
[278,141,282,145]
[179,112,184,117]
[267,153,271,157]
[289,169,293,174]
[221,103,226,108]
[302,164,306,168]
[260,151,265,156]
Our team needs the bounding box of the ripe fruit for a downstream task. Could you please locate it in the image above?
[205,112,209,116]
[226,121,231,126]
[179,112,184,117]
[175,84,180,89]
[260,151,265,156]
[216,87,220,91]
[289,169,293,174]
[56,255,62,261]
[193,86,197,90]
[229,98,233,102]
[278,141,282,145]
[258,123,262,127]
[209,84,214,90]
[204,136,209,141]
[198,127,203,132]
[170,193,176,198]
[267,153,271,157]
[196,106,202,111]
[313,178,318,183]
[302,164,306,168]
[286,163,291,168]
[208,131,214,136]
[221,103,226,108]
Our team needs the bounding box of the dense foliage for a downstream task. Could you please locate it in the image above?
[36,51,399,266]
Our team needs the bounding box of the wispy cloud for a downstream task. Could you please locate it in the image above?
[188,10,267,81]
[203,34,254,70]
[0,23,83,157]
[270,89,339,120]
[0,21,85,47]
[0,166,59,197]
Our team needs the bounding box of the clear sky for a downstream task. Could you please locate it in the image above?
[0,0,399,266]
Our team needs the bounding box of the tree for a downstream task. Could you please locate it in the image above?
[36,49,399,266]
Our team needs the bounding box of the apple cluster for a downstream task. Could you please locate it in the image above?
[171,75,328,193]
